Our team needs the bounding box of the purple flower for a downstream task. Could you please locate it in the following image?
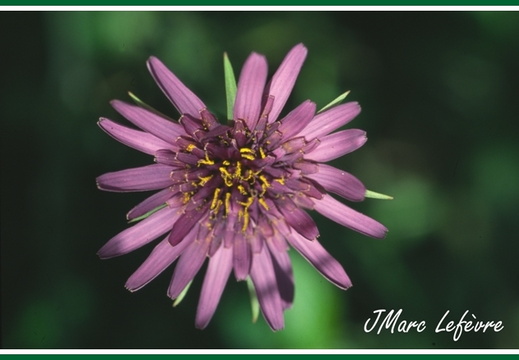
[96,43,387,331]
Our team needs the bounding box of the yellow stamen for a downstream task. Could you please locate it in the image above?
[186,143,196,152]
[239,148,255,154]
[211,188,221,209]
[259,147,266,159]
[224,192,231,216]
[182,192,192,204]
[242,170,253,182]
[239,147,256,161]
[238,196,254,210]
[240,153,255,161]
[259,175,270,188]
[198,174,213,186]
[274,177,286,185]
[242,211,250,231]
[235,161,242,178]
[259,198,270,211]
[237,184,248,195]
[197,153,214,166]
[219,167,234,187]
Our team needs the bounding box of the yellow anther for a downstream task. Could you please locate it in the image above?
[240,153,255,161]
[274,177,286,185]
[242,211,250,231]
[259,147,266,159]
[215,199,223,213]
[237,208,250,231]
[235,161,242,178]
[219,167,234,187]
[219,167,232,178]
[224,192,231,216]
[182,192,192,204]
[197,153,214,166]
[259,175,270,188]
[198,174,213,186]
[242,170,253,182]
[211,188,221,209]
[259,198,270,211]
[238,196,254,210]
[186,144,196,152]
[239,148,256,161]
[223,160,231,166]
[237,184,248,195]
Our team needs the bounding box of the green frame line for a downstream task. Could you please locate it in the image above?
[2,0,519,6]
[4,354,519,359]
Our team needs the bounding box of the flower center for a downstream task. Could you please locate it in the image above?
[206,146,271,231]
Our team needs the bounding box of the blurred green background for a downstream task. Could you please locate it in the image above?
[2,10,519,349]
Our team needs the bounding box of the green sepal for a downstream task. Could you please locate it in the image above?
[246,277,260,324]
[318,91,350,113]
[365,189,394,200]
[223,52,237,122]
[128,91,175,121]
[127,204,167,223]
[173,280,193,307]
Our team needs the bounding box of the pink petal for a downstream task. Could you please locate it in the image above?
[168,236,211,299]
[195,245,233,329]
[306,164,366,202]
[266,43,308,123]
[147,56,206,117]
[125,235,192,292]
[111,100,184,146]
[277,100,316,140]
[98,118,172,155]
[277,199,319,240]
[267,245,294,310]
[287,231,352,289]
[97,205,179,259]
[250,246,284,331]
[234,53,268,130]
[304,129,367,163]
[313,194,388,239]
[299,101,361,139]
[233,231,251,281]
[168,209,207,246]
[96,164,174,192]
[126,187,177,221]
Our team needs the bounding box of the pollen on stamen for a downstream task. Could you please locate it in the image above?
[259,197,270,211]
[211,188,221,209]
[198,175,213,186]
[197,153,214,166]
[224,192,231,216]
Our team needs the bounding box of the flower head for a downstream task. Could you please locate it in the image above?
[96,43,387,330]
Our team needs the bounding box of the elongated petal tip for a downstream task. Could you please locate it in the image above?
[287,233,352,290]
[266,43,308,123]
[314,194,388,239]
[234,53,268,130]
[147,56,206,117]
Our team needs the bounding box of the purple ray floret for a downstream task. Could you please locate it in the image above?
[96,43,387,331]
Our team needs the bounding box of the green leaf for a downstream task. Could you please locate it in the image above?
[173,280,193,307]
[246,277,260,324]
[127,204,167,223]
[128,91,175,121]
[365,189,394,200]
[223,52,237,122]
[318,90,350,113]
